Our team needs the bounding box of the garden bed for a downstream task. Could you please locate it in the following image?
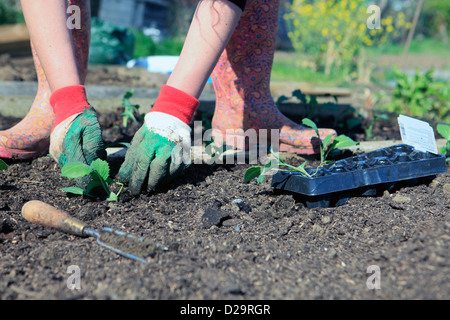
[0,103,449,300]
[1,52,449,300]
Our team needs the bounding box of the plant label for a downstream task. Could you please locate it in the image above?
[398,115,438,154]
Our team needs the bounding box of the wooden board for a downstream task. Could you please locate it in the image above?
[0,24,30,53]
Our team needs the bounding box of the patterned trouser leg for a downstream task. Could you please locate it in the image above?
[211,0,336,154]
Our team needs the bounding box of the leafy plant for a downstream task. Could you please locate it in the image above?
[121,89,143,128]
[0,159,8,170]
[388,68,450,122]
[437,123,450,162]
[244,148,311,184]
[284,0,411,80]
[276,89,321,118]
[60,159,123,201]
[365,113,389,140]
[301,118,359,163]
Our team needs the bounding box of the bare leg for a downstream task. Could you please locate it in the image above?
[166,0,242,99]
[20,0,81,91]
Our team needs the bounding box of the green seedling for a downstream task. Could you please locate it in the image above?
[302,118,359,163]
[365,113,389,140]
[276,89,321,118]
[437,123,450,162]
[0,159,8,170]
[121,89,143,128]
[244,119,359,184]
[244,147,311,184]
[60,159,124,201]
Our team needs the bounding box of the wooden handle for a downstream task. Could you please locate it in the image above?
[22,200,87,236]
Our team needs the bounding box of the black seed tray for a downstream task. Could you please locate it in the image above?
[271,144,448,208]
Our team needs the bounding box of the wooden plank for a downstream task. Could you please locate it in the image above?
[0,24,29,44]
[0,24,30,53]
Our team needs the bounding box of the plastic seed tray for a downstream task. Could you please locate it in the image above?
[271,144,448,208]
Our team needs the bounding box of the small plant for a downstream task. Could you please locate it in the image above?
[388,68,450,122]
[437,123,450,162]
[121,89,143,128]
[301,118,359,163]
[244,119,359,184]
[244,147,311,184]
[276,89,322,118]
[60,159,124,201]
[0,159,8,170]
[365,113,389,140]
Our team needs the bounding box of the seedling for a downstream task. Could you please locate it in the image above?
[276,89,322,118]
[60,159,123,201]
[244,147,311,184]
[121,89,143,128]
[0,159,7,170]
[301,118,359,163]
[365,113,389,140]
[244,119,358,184]
[437,123,450,162]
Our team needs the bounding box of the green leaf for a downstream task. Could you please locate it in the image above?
[90,159,110,181]
[244,166,262,183]
[331,135,359,150]
[89,170,110,194]
[302,118,319,137]
[107,192,118,202]
[0,159,7,170]
[122,89,135,101]
[437,124,450,140]
[292,89,307,105]
[61,162,93,179]
[60,187,86,196]
[85,179,102,195]
[256,173,266,184]
[322,134,334,149]
[276,95,289,105]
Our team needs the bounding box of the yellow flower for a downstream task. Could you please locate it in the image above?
[322,28,329,36]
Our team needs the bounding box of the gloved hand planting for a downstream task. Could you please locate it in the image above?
[49,85,106,185]
[118,85,199,195]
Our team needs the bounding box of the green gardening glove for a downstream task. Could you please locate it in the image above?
[118,112,192,195]
[50,107,106,184]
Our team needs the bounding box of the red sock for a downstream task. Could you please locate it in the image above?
[149,85,199,125]
[50,85,91,132]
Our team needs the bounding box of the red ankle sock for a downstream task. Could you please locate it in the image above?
[50,85,91,131]
[150,85,199,125]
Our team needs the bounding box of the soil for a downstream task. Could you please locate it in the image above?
[0,54,449,301]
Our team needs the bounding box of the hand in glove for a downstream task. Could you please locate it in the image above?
[49,86,106,183]
[118,85,198,195]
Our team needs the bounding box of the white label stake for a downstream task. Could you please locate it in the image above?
[397,115,438,154]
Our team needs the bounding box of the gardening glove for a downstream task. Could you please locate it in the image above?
[49,85,106,184]
[118,85,199,195]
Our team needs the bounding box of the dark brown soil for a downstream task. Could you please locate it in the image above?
[0,105,449,301]
[0,54,449,301]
